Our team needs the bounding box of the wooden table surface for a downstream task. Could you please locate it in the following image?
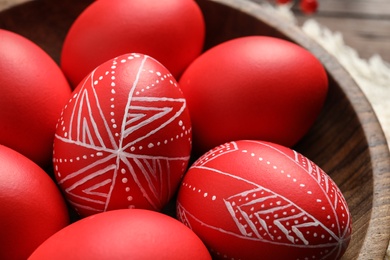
[293,0,390,63]
[0,0,389,258]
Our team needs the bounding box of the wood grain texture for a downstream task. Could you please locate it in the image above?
[0,0,389,259]
[294,0,390,63]
[307,0,390,17]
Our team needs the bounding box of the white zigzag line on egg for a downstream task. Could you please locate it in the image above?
[192,165,342,244]
[56,54,190,212]
[54,135,190,162]
[193,141,239,167]
[177,201,340,252]
[83,178,112,198]
[64,160,117,192]
[56,137,189,197]
[70,69,118,150]
[238,140,351,240]
[122,97,188,151]
[117,55,147,153]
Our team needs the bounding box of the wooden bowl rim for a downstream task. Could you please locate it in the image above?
[206,0,390,257]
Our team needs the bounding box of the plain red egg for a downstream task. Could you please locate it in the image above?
[54,53,192,217]
[0,144,69,260]
[0,29,72,168]
[61,0,205,87]
[179,36,328,156]
[29,209,211,259]
[177,140,351,260]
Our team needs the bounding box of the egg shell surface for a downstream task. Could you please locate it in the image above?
[0,29,72,168]
[61,0,205,87]
[0,144,70,260]
[29,209,212,260]
[179,36,328,156]
[177,140,351,260]
[53,53,192,217]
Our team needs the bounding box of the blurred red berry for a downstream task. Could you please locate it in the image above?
[300,0,318,14]
[276,0,293,4]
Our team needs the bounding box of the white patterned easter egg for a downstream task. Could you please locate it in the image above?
[53,53,192,217]
[177,140,351,260]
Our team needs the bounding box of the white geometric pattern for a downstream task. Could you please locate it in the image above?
[53,54,191,215]
[177,141,351,259]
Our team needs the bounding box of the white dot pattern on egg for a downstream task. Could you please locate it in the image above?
[177,140,351,260]
[53,53,192,217]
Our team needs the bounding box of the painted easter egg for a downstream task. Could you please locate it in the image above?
[0,29,72,168]
[0,144,69,260]
[61,0,205,87]
[179,36,328,156]
[177,140,351,260]
[29,209,212,260]
[53,53,192,217]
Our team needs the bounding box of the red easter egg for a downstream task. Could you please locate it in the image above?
[0,29,72,168]
[61,0,205,87]
[179,36,328,156]
[177,140,351,260]
[0,144,69,260]
[29,209,212,260]
[53,53,192,217]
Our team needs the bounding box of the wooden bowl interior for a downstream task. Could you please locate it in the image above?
[1,0,389,259]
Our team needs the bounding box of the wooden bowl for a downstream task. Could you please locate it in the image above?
[1,0,390,259]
